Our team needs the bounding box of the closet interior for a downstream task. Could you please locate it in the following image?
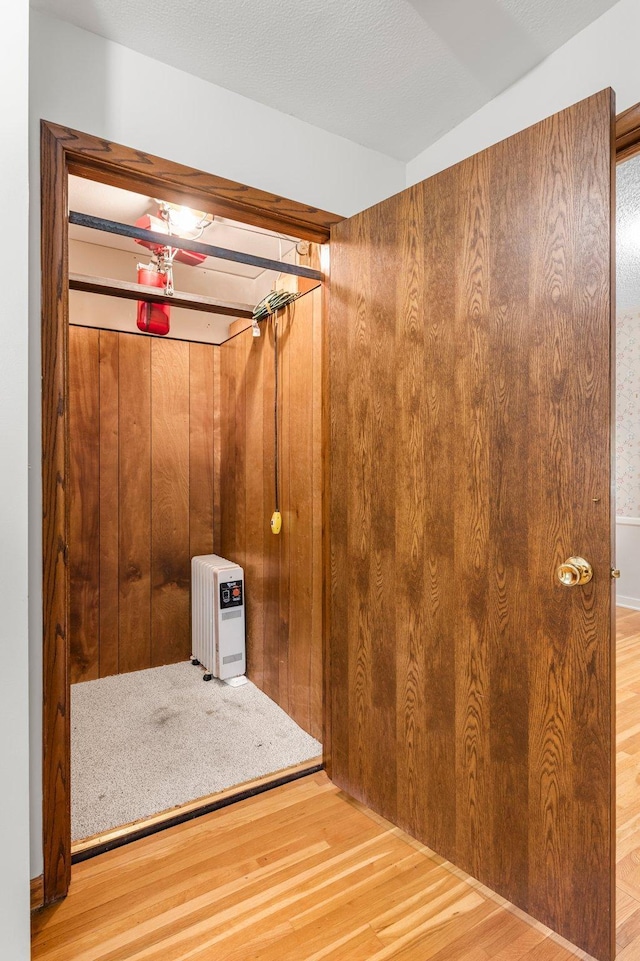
[66,174,324,845]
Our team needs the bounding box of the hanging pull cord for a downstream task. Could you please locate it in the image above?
[274,314,279,512]
[271,314,282,534]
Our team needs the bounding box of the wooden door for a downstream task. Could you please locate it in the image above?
[327,90,615,961]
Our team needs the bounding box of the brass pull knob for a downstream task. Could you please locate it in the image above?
[557,556,593,587]
[612,568,621,579]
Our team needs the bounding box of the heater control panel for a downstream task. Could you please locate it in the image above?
[220,580,243,610]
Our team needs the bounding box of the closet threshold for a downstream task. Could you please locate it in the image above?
[70,757,323,864]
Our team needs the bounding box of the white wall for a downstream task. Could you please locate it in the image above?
[31,11,405,219]
[27,10,405,881]
[407,0,640,185]
[616,519,640,609]
[1,1,31,958]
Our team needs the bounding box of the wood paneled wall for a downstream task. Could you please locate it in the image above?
[69,326,220,682]
[219,288,323,740]
[327,92,614,960]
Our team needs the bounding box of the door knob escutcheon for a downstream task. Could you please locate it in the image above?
[557,556,593,587]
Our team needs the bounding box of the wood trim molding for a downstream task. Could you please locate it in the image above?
[30,875,44,912]
[616,103,640,162]
[41,120,71,906]
[46,122,341,244]
[320,244,333,779]
[40,118,339,907]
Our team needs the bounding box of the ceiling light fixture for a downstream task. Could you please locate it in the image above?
[155,200,214,240]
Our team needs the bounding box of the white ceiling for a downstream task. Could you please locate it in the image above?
[31,0,618,162]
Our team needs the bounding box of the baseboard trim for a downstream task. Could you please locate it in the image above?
[30,875,44,912]
[71,758,323,864]
[617,595,640,611]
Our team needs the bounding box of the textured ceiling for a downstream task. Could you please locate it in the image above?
[31,0,618,161]
[617,155,640,313]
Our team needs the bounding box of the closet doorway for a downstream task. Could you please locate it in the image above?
[614,106,640,953]
[41,121,340,903]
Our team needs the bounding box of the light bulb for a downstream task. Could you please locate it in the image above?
[170,205,201,235]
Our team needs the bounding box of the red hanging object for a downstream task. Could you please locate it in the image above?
[134,214,206,266]
[137,265,171,336]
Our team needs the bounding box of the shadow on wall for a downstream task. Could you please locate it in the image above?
[28,11,111,882]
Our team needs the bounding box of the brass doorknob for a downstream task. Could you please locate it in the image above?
[557,556,593,587]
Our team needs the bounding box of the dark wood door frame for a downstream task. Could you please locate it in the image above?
[40,119,341,904]
[616,103,640,162]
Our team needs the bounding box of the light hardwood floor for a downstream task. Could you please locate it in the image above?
[615,607,640,959]
[31,609,640,961]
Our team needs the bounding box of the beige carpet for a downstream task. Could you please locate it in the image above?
[71,663,321,841]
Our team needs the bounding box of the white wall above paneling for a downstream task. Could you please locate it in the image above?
[407,0,640,185]
[30,10,405,218]
[30,0,618,161]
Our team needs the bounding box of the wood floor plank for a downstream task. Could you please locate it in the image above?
[32,610,640,961]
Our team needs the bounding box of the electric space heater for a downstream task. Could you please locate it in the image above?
[191,555,246,684]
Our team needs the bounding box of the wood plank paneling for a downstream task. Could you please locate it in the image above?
[212,347,222,551]
[310,276,324,742]
[151,340,191,666]
[278,311,291,718]
[220,336,238,556]
[118,334,152,674]
[262,320,280,706]
[327,91,614,961]
[188,343,215,559]
[219,288,323,740]
[98,331,119,678]
[69,329,219,679]
[244,329,266,688]
[288,294,314,733]
[69,326,101,683]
